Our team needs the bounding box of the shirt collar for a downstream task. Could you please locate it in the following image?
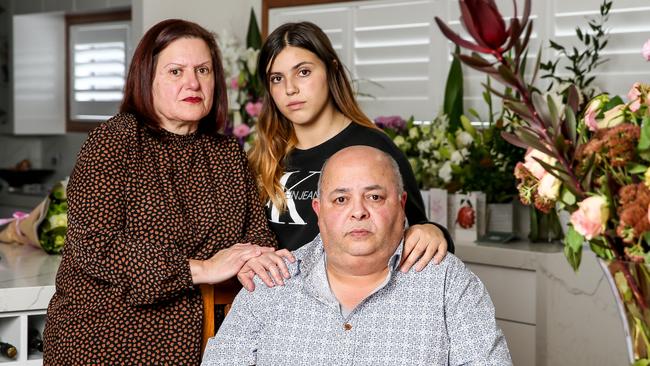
[297,234,405,305]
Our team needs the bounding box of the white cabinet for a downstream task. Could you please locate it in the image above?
[5,13,66,135]
[0,312,45,365]
[456,241,629,366]
[0,244,59,366]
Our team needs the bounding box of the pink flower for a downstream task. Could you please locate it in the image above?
[522,148,555,180]
[374,115,406,131]
[233,124,251,139]
[538,173,561,201]
[584,99,601,131]
[627,82,642,112]
[245,101,263,118]
[230,77,239,89]
[570,196,609,240]
[643,39,650,61]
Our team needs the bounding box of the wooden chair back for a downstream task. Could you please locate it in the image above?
[200,279,242,351]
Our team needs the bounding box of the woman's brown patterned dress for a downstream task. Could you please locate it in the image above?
[43,113,276,365]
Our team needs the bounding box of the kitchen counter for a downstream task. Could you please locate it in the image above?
[0,243,60,312]
[455,239,564,270]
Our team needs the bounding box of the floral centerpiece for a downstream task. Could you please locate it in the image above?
[436,0,650,362]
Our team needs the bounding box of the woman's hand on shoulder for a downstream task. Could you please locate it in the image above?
[189,243,274,285]
[237,249,296,292]
[400,223,448,272]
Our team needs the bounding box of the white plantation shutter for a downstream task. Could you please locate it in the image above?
[269,0,650,121]
[550,0,650,97]
[69,20,130,121]
[269,0,442,121]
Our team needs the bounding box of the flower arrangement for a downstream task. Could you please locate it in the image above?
[377,113,522,203]
[38,181,68,254]
[0,179,68,254]
[376,114,474,190]
[437,0,650,361]
[217,9,263,133]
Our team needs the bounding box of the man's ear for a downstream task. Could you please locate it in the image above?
[312,198,321,217]
[400,192,407,209]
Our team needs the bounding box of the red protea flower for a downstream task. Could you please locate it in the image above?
[435,0,531,55]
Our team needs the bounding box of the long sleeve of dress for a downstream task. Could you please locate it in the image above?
[65,124,194,306]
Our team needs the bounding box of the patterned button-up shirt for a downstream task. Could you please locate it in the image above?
[202,235,511,365]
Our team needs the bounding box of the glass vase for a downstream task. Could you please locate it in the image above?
[600,259,650,364]
[528,207,563,242]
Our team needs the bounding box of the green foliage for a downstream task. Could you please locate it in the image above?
[564,226,585,271]
[540,0,612,99]
[444,45,464,133]
[246,8,261,50]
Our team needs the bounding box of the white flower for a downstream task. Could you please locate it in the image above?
[455,131,473,148]
[408,127,420,140]
[394,135,406,148]
[417,140,432,153]
[450,150,464,165]
[244,48,259,74]
[438,161,452,183]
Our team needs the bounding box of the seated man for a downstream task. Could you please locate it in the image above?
[202,146,511,365]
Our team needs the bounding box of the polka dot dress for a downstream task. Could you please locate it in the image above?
[43,113,276,365]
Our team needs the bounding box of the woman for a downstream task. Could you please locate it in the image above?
[241,22,453,290]
[43,19,276,365]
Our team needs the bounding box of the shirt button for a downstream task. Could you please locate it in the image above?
[343,323,352,331]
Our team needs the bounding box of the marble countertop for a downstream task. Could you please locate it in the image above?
[454,239,564,270]
[0,243,60,312]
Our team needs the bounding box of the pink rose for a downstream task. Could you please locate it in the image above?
[570,196,609,240]
[627,82,642,112]
[538,173,561,201]
[584,99,601,131]
[230,77,239,89]
[523,148,556,180]
[643,39,650,61]
[245,101,263,118]
[233,124,251,139]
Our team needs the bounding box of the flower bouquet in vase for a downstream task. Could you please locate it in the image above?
[437,0,650,362]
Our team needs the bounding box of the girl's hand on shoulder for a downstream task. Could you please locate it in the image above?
[400,224,448,273]
[190,243,275,285]
[237,249,296,292]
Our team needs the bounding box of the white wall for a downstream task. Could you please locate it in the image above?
[132,0,261,44]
